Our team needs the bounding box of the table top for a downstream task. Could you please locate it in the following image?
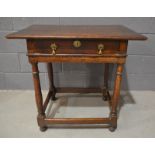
[6,25,147,40]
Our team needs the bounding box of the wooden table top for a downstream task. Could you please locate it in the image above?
[6,25,147,40]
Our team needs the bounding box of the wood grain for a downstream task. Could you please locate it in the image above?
[44,118,110,124]
[27,39,120,55]
[6,25,147,40]
[6,25,147,132]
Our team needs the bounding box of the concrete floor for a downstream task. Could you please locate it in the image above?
[0,90,155,138]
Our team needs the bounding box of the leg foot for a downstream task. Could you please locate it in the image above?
[51,89,57,101]
[103,94,108,101]
[51,96,57,101]
[109,126,117,132]
[102,88,111,101]
[40,126,47,132]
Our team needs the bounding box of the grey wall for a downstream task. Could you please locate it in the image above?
[0,17,155,90]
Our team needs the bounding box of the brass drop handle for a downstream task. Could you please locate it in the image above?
[50,43,57,55]
[98,44,104,55]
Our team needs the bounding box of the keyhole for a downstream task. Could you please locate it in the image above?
[73,40,81,48]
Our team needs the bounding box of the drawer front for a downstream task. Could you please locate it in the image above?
[27,39,121,55]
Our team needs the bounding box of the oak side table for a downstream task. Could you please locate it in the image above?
[6,25,147,132]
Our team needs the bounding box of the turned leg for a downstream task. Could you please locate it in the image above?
[47,63,56,100]
[103,63,111,101]
[31,63,47,131]
[109,64,124,132]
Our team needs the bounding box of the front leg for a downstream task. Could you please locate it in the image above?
[31,62,47,131]
[109,64,124,132]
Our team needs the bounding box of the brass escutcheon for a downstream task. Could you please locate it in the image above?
[73,40,82,48]
[50,43,57,55]
[98,43,104,55]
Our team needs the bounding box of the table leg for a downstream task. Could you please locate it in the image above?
[109,64,124,132]
[31,63,47,131]
[47,63,56,100]
[102,64,111,101]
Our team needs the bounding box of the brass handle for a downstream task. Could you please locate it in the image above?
[50,43,57,55]
[98,44,104,55]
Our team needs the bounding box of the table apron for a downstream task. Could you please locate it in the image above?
[28,56,126,64]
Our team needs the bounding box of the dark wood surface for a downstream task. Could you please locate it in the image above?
[6,25,147,132]
[6,25,147,40]
[27,39,120,55]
